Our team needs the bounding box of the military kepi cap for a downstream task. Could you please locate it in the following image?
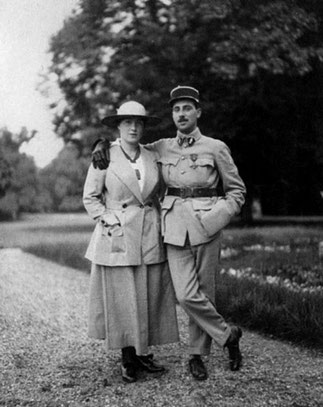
[169,85,200,105]
[102,101,161,127]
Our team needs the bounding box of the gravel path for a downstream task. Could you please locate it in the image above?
[0,248,323,407]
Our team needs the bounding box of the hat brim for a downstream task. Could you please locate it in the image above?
[169,96,200,105]
[101,114,161,127]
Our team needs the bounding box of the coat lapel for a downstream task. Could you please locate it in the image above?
[110,145,143,203]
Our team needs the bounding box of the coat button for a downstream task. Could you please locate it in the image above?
[122,203,127,208]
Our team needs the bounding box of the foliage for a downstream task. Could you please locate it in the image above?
[0,148,12,198]
[39,140,90,212]
[0,129,93,217]
[44,0,323,216]
[218,226,323,346]
[217,272,323,348]
[47,0,323,135]
[0,128,39,219]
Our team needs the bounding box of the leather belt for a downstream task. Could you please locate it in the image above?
[166,187,217,198]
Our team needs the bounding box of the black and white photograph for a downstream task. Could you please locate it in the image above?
[1,1,323,406]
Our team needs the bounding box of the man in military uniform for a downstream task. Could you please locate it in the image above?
[92,86,246,380]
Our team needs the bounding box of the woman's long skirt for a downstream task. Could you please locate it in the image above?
[88,261,179,355]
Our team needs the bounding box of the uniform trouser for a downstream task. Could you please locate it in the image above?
[166,233,231,355]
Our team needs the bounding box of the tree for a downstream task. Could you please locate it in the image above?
[230,67,323,216]
[46,0,323,129]
[44,0,323,216]
[0,128,39,219]
[39,139,89,212]
[0,148,12,198]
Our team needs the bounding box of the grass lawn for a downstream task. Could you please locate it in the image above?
[2,212,323,348]
[1,212,94,271]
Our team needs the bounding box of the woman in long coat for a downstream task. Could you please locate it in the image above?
[83,101,179,383]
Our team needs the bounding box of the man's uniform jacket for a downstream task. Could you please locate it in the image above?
[146,127,246,246]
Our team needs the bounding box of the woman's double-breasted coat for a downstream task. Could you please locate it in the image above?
[83,143,166,266]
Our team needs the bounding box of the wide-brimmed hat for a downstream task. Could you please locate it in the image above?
[101,101,161,127]
[168,85,200,106]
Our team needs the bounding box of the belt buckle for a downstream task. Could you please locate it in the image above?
[180,187,191,198]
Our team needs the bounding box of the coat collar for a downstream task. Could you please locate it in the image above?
[176,127,202,147]
[176,126,202,141]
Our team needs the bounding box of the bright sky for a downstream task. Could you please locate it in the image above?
[0,0,79,167]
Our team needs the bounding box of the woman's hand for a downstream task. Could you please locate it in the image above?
[99,213,120,227]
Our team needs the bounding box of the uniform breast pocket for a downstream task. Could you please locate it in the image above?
[188,157,215,183]
[158,157,180,182]
[190,157,214,170]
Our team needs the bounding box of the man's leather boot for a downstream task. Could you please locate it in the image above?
[188,355,208,380]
